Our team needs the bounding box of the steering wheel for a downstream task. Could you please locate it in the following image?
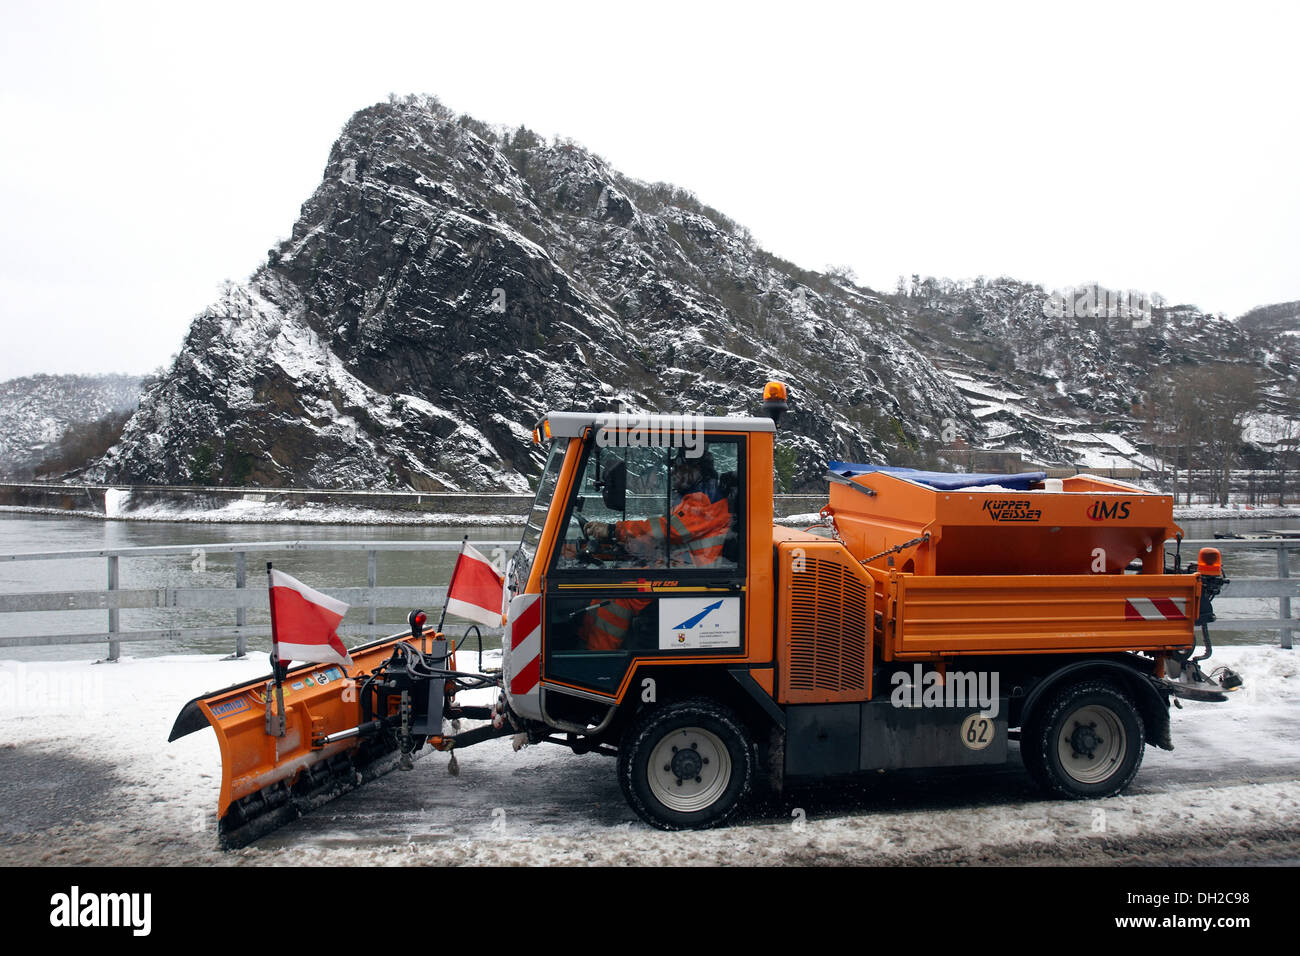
[573,515,633,565]
[569,506,600,564]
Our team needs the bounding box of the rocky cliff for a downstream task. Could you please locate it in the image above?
[86,96,1294,491]
[0,374,142,478]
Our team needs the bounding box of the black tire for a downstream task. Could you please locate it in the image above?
[618,698,755,830]
[1024,680,1145,799]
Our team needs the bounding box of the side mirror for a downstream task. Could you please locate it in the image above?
[602,461,627,511]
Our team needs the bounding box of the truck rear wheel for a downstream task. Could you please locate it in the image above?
[1025,680,1144,799]
[618,698,754,830]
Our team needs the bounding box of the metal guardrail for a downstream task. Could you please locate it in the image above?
[1179,538,1296,650]
[0,536,1293,660]
[0,480,534,500]
[0,539,517,660]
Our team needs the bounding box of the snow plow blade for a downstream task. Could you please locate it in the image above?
[171,634,440,850]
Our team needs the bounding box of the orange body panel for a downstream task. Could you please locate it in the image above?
[526,436,586,597]
[775,539,873,704]
[744,431,776,666]
[774,539,1199,695]
[772,525,822,543]
[882,571,1201,659]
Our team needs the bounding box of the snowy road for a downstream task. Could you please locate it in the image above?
[1,645,1297,866]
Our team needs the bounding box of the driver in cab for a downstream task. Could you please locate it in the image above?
[577,449,732,651]
[584,448,731,569]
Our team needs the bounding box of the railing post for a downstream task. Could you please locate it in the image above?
[1279,543,1293,651]
[234,551,247,658]
[106,554,119,662]
[367,549,377,640]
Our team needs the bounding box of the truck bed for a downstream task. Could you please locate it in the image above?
[876,569,1201,659]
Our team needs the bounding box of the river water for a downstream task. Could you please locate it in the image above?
[0,515,521,661]
[0,513,1294,661]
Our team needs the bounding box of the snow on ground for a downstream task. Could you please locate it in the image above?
[945,372,1025,404]
[1173,504,1300,520]
[0,503,525,527]
[1058,432,1164,472]
[1243,411,1299,447]
[775,511,827,527]
[1,645,1297,866]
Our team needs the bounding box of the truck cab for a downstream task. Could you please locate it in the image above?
[503,411,777,729]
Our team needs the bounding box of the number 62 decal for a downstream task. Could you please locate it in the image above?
[960,713,994,751]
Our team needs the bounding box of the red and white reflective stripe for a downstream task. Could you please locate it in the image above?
[503,593,542,721]
[1124,597,1188,621]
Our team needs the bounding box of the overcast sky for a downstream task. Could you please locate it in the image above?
[1,0,1297,381]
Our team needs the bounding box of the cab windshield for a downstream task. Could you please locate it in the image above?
[553,437,743,573]
[508,440,566,591]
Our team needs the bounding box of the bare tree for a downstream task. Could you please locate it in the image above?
[1256,386,1300,505]
[1170,365,1259,505]
[1137,381,1176,484]
[1163,365,1259,504]
[1167,369,1202,503]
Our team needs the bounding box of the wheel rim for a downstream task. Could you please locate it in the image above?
[647,727,732,813]
[1056,704,1127,785]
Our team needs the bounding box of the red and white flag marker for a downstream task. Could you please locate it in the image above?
[268,567,354,667]
[442,540,506,629]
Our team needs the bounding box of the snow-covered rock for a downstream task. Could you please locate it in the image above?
[0,373,142,477]
[85,99,1296,491]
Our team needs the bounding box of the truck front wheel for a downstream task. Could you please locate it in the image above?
[1025,680,1145,799]
[618,699,755,830]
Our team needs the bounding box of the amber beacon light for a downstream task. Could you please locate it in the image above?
[762,380,789,425]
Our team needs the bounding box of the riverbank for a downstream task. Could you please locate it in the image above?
[4,501,1299,527]
[0,502,526,526]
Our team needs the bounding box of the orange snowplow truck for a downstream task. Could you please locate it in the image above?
[172,383,1232,846]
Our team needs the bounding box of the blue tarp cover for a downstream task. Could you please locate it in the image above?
[829,462,1048,492]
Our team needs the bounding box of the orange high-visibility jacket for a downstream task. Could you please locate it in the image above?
[579,595,653,651]
[619,488,733,569]
[580,489,732,650]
